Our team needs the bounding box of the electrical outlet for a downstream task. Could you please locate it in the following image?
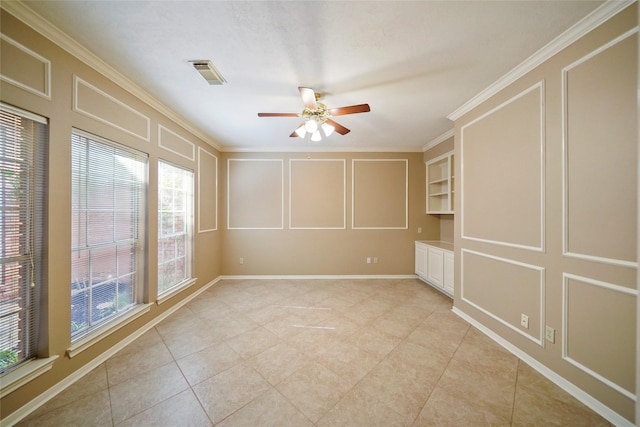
[545,326,555,343]
[366,257,371,264]
[418,227,422,233]
[520,313,529,329]
[373,257,378,264]
[239,257,244,265]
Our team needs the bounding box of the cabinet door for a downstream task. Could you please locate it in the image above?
[443,252,454,296]
[415,244,428,279]
[427,248,444,288]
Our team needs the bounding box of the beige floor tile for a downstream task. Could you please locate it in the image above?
[17,389,112,427]
[276,361,353,423]
[511,385,610,426]
[176,341,243,386]
[109,362,189,424]
[386,341,451,384]
[436,357,516,422]
[115,389,212,427]
[512,362,610,426]
[414,385,512,426]
[350,326,403,359]
[23,363,109,419]
[156,317,227,359]
[106,336,174,386]
[249,342,315,386]
[357,359,437,420]
[314,337,382,386]
[225,325,282,359]
[317,387,406,427]
[192,362,271,424]
[261,312,307,339]
[216,388,312,427]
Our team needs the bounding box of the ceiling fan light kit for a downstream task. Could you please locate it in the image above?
[258,87,370,142]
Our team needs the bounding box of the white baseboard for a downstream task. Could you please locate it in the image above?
[451,307,634,427]
[218,274,418,280]
[2,277,221,427]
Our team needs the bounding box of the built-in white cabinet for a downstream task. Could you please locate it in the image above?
[426,151,455,214]
[415,240,454,297]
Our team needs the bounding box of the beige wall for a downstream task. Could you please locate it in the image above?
[221,152,438,275]
[0,10,222,419]
[424,136,454,243]
[453,4,637,422]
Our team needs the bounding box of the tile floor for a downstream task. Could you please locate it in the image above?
[17,278,611,426]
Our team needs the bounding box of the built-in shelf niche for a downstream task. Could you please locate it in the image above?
[426,151,454,214]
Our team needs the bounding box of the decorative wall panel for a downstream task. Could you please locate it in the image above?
[289,159,345,229]
[461,83,544,251]
[73,76,150,141]
[352,159,408,229]
[227,159,283,229]
[198,147,217,232]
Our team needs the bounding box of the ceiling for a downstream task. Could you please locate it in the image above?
[20,1,603,152]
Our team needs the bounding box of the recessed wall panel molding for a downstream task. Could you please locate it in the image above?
[461,249,545,345]
[352,159,408,229]
[0,34,51,99]
[198,147,217,233]
[227,159,284,230]
[289,159,346,229]
[562,29,638,268]
[158,125,195,161]
[562,273,637,401]
[460,82,545,252]
[73,75,150,141]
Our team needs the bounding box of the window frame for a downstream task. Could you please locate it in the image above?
[70,128,148,343]
[157,159,195,301]
[0,103,47,377]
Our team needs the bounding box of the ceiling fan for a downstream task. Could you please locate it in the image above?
[258,87,370,141]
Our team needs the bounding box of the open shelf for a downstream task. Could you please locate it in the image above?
[426,151,454,214]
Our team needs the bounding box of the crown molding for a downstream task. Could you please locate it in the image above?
[1,0,224,152]
[223,145,423,153]
[447,0,636,121]
[422,129,454,152]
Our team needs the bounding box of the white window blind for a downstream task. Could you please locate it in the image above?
[0,104,47,374]
[158,161,193,295]
[71,130,147,341]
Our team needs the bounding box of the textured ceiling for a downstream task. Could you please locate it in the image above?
[21,1,603,151]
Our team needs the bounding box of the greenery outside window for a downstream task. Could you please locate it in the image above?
[158,160,193,296]
[71,129,147,341]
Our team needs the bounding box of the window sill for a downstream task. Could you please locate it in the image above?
[66,303,152,358]
[157,278,198,305]
[0,355,59,398]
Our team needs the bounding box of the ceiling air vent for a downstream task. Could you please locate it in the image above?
[190,60,226,85]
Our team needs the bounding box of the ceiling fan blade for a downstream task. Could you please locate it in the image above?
[298,87,318,110]
[257,113,299,117]
[290,122,306,138]
[325,119,350,135]
[329,104,370,116]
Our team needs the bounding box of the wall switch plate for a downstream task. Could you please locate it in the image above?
[418,227,422,233]
[545,326,555,343]
[366,257,371,264]
[373,257,379,264]
[520,313,529,329]
[239,257,244,265]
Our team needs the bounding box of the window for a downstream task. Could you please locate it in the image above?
[158,161,193,296]
[0,104,46,374]
[71,130,146,341]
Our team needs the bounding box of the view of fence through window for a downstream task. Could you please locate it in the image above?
[0,106,45,374]
[158,161,193,295]
[70,131,146,340]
